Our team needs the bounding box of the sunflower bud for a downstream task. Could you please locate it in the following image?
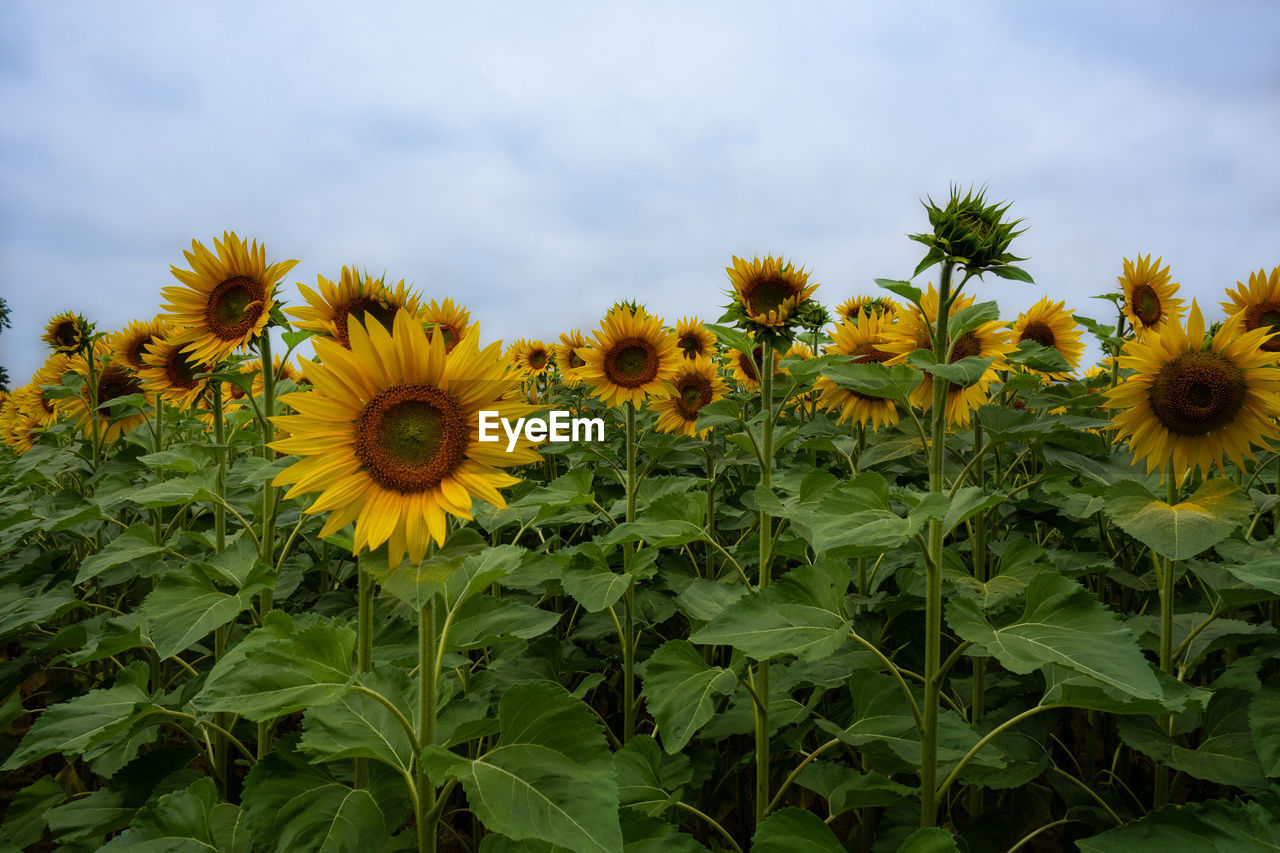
[910,186,1031,282]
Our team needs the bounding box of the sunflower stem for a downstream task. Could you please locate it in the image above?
[257,331,277,760]
[1155,462,1179,810]
[354,555,375,789]
[704,445,716,579]
[210,379,230,793]
[754,336,775,827]
[416,598,439,853]
[623,401,637,744]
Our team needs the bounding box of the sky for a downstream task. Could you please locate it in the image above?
[2,1,1278,383]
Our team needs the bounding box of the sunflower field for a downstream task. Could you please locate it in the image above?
[5,189,1280,852]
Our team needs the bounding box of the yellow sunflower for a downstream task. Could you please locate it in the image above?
[815,310,900,430]
[23,353,73,426]
[835,296,900,325]
[138,335,214,409]
[577,305,680,407]
[509,339,553,377]
[420,298,472,354]
[1106,300,1280,480]
[880,283,1017,428]
[111,317,170,373]
[42,311,88,355]
[58,342,153,444]
[726,255,819,329]
[1220,265,1280,353]
[729,341,780,392]
[291,268,425,350]
[1012,296,1085,380]
[674,317,717,360]
[1,400,41,455]
[554,330,588,387]
[1120,254,1185,337]
[271,310,540,566]
[650,356,728,438]
[161,232,298,366]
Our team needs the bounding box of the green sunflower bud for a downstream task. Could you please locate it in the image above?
[910,186,1033,283]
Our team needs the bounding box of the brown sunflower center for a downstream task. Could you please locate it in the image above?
[567,350,585,369]
[1132,285,1163,326]
[1148,351,1246,437]
[527,349,548,370]
[97,367,143,406]
[850,341,893,364]
[54,321,80,348]
[1243,302,1280,352]
[674,375,714,419]
[746,277,795,316]
[354,385,467,493]
[1018,321,1056,349]
[604,338,660,388]
[124,335,159,371]
[206,276,267,341]
[678,334,703,357]
[737,348,760,382]
[165,348,203,390]
[950,332,982,362]
[334,298,397,347]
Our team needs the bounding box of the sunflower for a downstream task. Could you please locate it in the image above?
[1220,265,1280,353]
[421,298,472,353]
[729,341,780,392]
[880,283,1017,428]
[271,310,540,566]
[509,339,553,377]
[726,255,819,330]
[161,232,298,366]
[42,311,89,354]
[577,305,680,407]
[650,356,728,438]
[58,342,152,443]
[24,353,73,426]
[1106,300,1280,480]
[1119,254,1184,337]
[834,296,900,325]
[674,317,717,360]
[111,317,170,372]
[288,267,424,350]
[138,335,214,409]
[1012,296,1085,380]
[0,401,41,454]
[553,330,588,387]
[815,310,900,430]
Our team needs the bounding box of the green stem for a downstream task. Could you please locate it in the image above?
[623,402,637,744]
[257,333,277,759]
[755,339,775,827]
[417,600,439,853]
[704,445,716,579]
[354,559,375,788]
[210,381,229,793]
[1155,463,1178,810]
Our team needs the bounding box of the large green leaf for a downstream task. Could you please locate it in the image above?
[1118,688,1266,788]
[0,776,64,848]
[365,529,486,610]
[898,827,961,853]
[299,667,417,774]
[640,640,736,754]
[946,572,1162,700]
[1106,479,1252,561]
[1077,793,1280,851]
[1251,678,1280,777]
[193,611,355,721]
[612,735,693,816]
[444,594,561,650]
[75,523,166,584]
[99,777,249,853]
[423,682,622,853]
[1040,665,1210,715]
[0,581,78,643]
[749,807,845,852]
[139,565,259,659]
[790,477,923,557]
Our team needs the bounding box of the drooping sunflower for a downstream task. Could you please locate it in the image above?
[58,342,153,443]
[726,255,819,330]
[271,310,541,566]
[111,317,170,373]
[1012,296,1085,380]
[554,330,588,387]
[161,232,298,366]
[1220,265,1280,353]
[815,310,900,430]
[1106,300,1280,480]
[42,311,89,355]
[577,305,680,407]
[138,335,214,409]
[835,296,900,325]
[674,317,717,360]
[509,339,553,377]
[880,283,1017,428]
[421,298,472,354]
[650,356,728,438]
[1119,254,1185,338]
[729,341,780,392]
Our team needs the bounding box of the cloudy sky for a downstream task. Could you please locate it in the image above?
[2,1,1278,382]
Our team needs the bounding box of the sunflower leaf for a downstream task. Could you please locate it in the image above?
[1106,479,1252,561]
[641,639,736,754]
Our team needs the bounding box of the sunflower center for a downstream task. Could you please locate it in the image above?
[1148,351,1246,437]
[950,332,981,362]
[746,277,794,316]
[528,349,548,370]
[604,339,660,388]
[54,322,79,348]
[124,336,157,371]
[1244,302,1280,352]
[851,341,893,364]
[1132,285,1163,326]
[335,298,397,347]
[355,385,467,494]
[165,348,203,389]
[97,367,142,406]
[1018,321,1056,349]
[674,375,713,419]
[678,334,703,357]
[206,276,266,341]
[567,350,585,369]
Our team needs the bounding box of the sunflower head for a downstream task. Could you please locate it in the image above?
[59,342,152,443]
[729,340,781,392]
[1106,300,1280,481]
[161,232,298,366]
[815,310,901,430]
[138,334,215,409]
[110,317,171,373]
[1013,296,1085,380]
[42,311,90,355]
[1220,265,1280,353]
[509,339,553,377]
[649,356,728,438]
[674,317,717,360]
[723,255,821,335]
[578,305,680,407]
[554,330,588,387]
[835,296,900,324]
[911,186,1029,280]
[421,298,472,354]
[287,267,423,350]
[1119,254,1185,337]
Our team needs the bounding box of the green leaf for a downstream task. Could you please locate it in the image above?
[1011,340,1073,373]
[299,667,417,774]
[365,529,486,610]
[875,278,922,305]
[99,777,249,853]
[947,301,1000,339]
[193,611,354,721]
[97,471,219,511]
[749,807,845,853]
[443,543,526,610]
[242,738,409,853]
[0,776,64,848]
[445,594,561,650]
[1219,555,1280,596]
[1077,793,1280,851]
[898,827,961,853]
[906,349,993,385]
[1106,479,1252,561]
[790,476,922,557]
[612,735,692,816]
[559,546,632,613]
[641,640,736,753]
[139,565,258,659]
[818,361,922,402]
[425,682,622,853]
[76,524,166,585]
[1118,688,1266,788]
[619,811,709,852]
[946,573,1161,700]
[0,581,78,642]
[1040,666,1210,715]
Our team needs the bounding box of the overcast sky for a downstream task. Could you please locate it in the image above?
[2,1,1278,383]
